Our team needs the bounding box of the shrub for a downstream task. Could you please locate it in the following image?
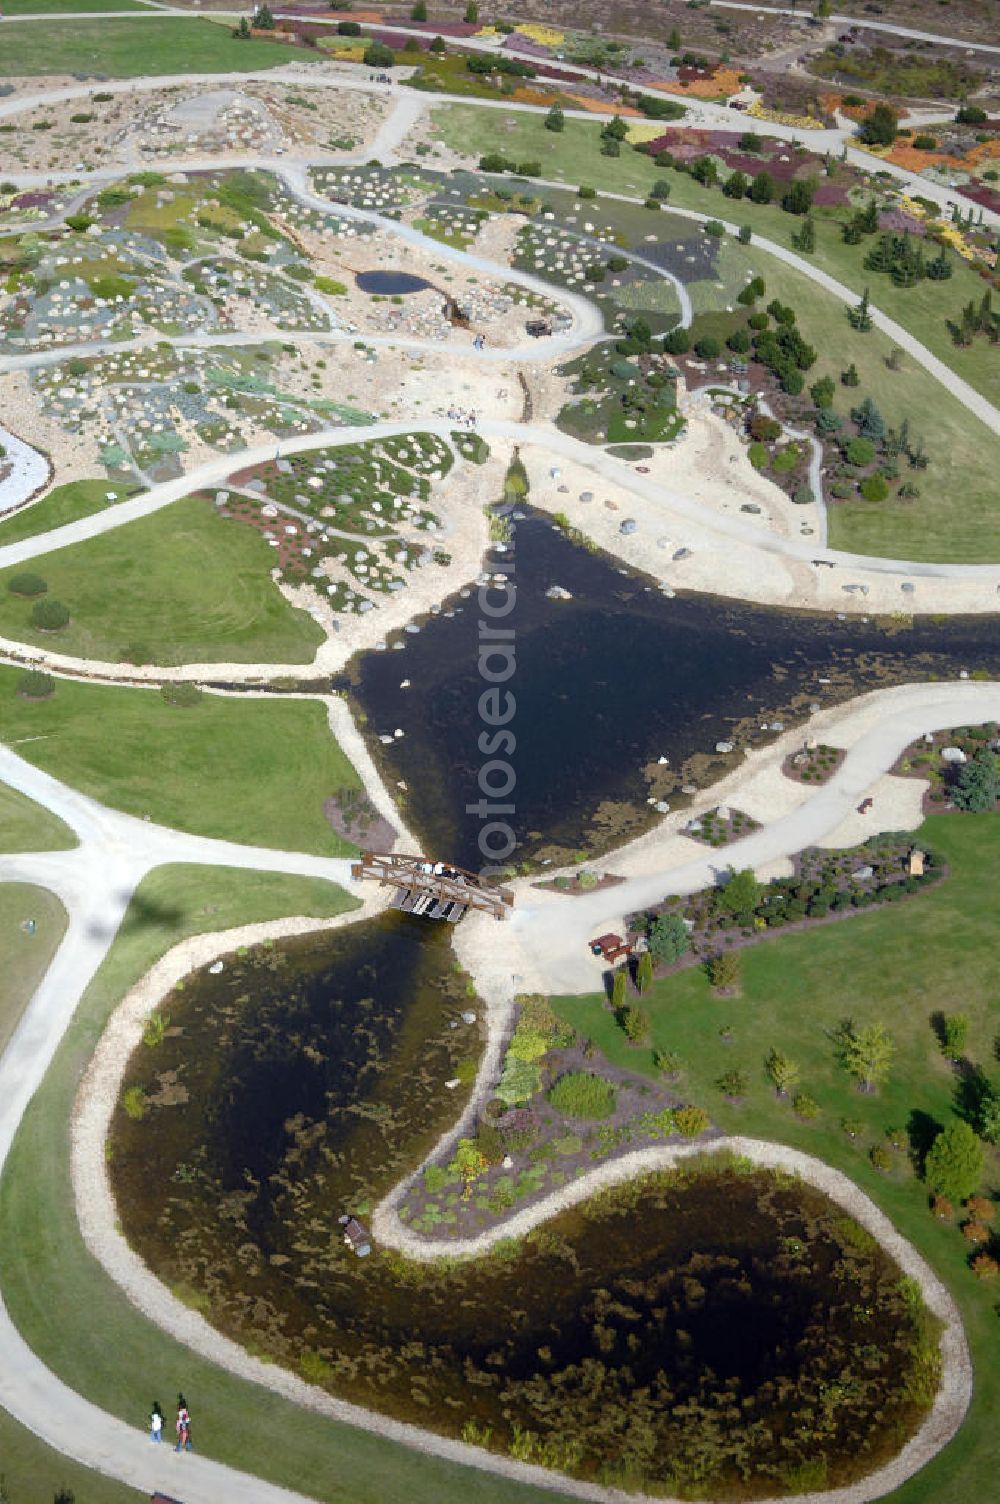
[650,179,671,200]
[31,599,69,631]
[706,951,740,989]
[337,19,361,33]
[749,414,781,442]
[870,1144,893,1172]
[703,220,724,238]
[694,335,720,359]
[674,1104,710,1137]
[793,1092,820,1120]
[938,1012,969,1058]
[970,1253,998,1281]
[577,186,596,198]
[160,682,203,708]
[727,328,750,354]
[716,1068,749,1098]
[122,1085,147,1121]
[496,1055,542,1106]
[648,912,688,963]
[765,1049,800,1096]
[662,327,690,356]
[644,197,662,211]
[845,436,876,466]
[314,276,347,296]
[618,1004,650,1044]
[7,572,47,597]
[860,474,889,503]
[965,1195,995,1224]
[423,1163,457,1193]
[961,1220,990,1245]
[16,669,54,699]
[548,1072,617,1120]
[363,41,395,67]
[931,1195,953,1219]
[653,1049,682,1078]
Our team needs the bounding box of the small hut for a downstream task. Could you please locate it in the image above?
[340,1215,372,1257]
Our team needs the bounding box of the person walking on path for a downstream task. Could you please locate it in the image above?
[149,1401,163,1443]
[174,1394,191,1453]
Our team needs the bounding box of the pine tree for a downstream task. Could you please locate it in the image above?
[636,950,654,993]
[611,968,627,1009]
[847,287,872,332]
[544,103,564,133]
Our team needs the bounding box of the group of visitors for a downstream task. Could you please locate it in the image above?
[149,1394,193,1452]
[445,405,479,427]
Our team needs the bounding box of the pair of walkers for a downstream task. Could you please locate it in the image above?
[148,1394,193,1452]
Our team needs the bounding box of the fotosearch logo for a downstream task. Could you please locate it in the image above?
[469,501,517,879]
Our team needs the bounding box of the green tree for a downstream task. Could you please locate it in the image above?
[976,1082,1000,1144]
[636,950,654,993]
[544,103,564,133]
[842,361,860,386]
[648,912,689,964]
[952,747,1000,811]
[781,179,814,215]
[816,0,831,15]
[792,216,815,252]
[232,14,251,37]
[851,394,886,440]
[429,34,446,53]
[31,599,69,631]
[718,867,761,920]
[749,171,774,204]
[611,968,628,1010]
[619,1004,650,1044]
[364,41,395,67]
[722,170,749,199]
[668,26,681,49]
[836,1018,895,1092]
[923,1120,984,1203]
[410,0,427,18]
[706,951,741,990]
[810,374,835,408]
[847,287,873,332]
[464,0,479,20]
[858,102,898,147]
[662,327,689,355]
[938,1013,970,1058]
[252,3,274,26]
[716,1068,749,1098]
[765,1048,800,1097]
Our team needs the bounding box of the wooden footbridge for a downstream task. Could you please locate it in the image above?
[350,852,514,922]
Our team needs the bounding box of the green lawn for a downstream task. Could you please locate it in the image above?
[729,246,1000,561]
[429,106,999,408]
[2,0,151,10]
[0,1406,143,1504]
[0,479,140,549]
[552,812,1000,1504]
[0,781,77,853]
[0,17,305,76]
[0,864,561,1504]
[0,495,325,666]
[0,882,66,1057]
[0,668,361,854]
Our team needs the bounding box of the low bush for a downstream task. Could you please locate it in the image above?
[31,599,70,631]
[674,1104,710,1137]
[547,1072,617,1120]
[16,669,55,699]
[7,572,47,598]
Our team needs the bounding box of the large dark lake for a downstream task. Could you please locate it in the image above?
[342,509,1000,868]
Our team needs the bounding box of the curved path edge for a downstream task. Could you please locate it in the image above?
[64,916,972,1504]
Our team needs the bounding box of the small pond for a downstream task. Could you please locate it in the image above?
[341,509,1000,869]
[111,917,939,1497]
[355,270,433,295]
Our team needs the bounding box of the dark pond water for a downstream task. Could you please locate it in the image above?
[112,917,935,1495]
[341,510,1000,868]
[355,269,433,295]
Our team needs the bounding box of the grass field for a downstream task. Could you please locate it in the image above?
[0,17,304,76]
[0,668,360,854]
[429,106,999,408]
[0,1405,143,1504]
[0,496,325,666]
[729,246,1000,561]
[0,882,66,1057]
[0,863,561,1504]
[1,0,151,10]
[552,812,1000,1504]
[0,781,77,853]
[0,479,141,549]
